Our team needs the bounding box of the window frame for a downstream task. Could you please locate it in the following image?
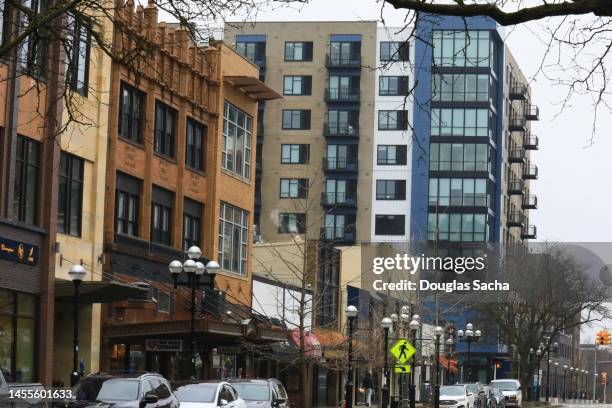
[375,179,406,201]
[377,145,408,165]
[185,117,206,171]
[278,213,306,234]
[281,144,309,164]
[380,41,409,62]
[218,202,249,276]
[379,76,409,96]
[279,178,308,198]
[284,41,313,62]
[151,186,174,246]
[115,172,141,237]
[12,135,40,225]
[375,214,406,236]
[183,198,203,252]
[282,109,311,130]
[57,152,84,237]
[378,110,408,131]
[66,13,91,96]
[118,82,145,144]
[154,101,177,158]
[283,75,312,96]
[222,101,253,180]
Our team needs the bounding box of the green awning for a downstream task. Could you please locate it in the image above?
[55,279,149,303]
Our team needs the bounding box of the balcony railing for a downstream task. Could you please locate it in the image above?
[522,194,538,210]
[320,226,356,242]
[523,134,539,150]
[325,88,360,103]
[507,211,525,227]
[325,54,361,68]
[509,148,526,164]
[323,157,358,172]
[523,164,538,180]
[525,104,540,121]
[323,122,359,137]
[320,192,357,207]
[521,225,537,239]
[510,115,527,132]
[509,81,528,100]
[508,179,525,195]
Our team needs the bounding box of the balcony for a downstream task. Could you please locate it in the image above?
[320,226,356,243]
[509,81,528,100]
[507,211,525,228]
[523,134,539,150]
[508,179,525,195]
[525,104,540,121]
[325,88,360,103]
[521,225,537,240]
[522,194,538,210]
[323,157,358,172]
[510,115,527,132]
[321,192,357,208]
[523,164,538,180]
[508,148,526,164]
[324,122,359,138]
[325,54,361,68]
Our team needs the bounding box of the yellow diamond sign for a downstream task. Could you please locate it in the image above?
[394,364,411,374]
[390,339,416,364]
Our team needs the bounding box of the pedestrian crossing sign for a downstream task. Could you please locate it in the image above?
[390,339,416,364]
[394,364,411,374]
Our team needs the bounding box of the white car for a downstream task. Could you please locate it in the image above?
[440,384,476,408]
[174,381,247,408]
[489,379,522,408]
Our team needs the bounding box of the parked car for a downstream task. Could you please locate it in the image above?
[459,383,487,408]
[489,380,522,408]
[66,372,179,408]
[0,368,47,407]
[174,381,246,408]
[228,378,289,408]
[439,384,475,408]
[486,386,506,408]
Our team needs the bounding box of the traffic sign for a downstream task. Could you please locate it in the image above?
[390,339,416,364]
[394,364,411,374]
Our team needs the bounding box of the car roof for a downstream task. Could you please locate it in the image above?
[227,379,273,385]
[85,372,163,380]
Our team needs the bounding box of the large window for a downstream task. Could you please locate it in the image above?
[186,118,206,171]
[326,144,357,170]
[324,179,355,205]
[375,215,405,235]
[428,213,488,242]
[327,110,358,136]
[236,41,266,65]
[430,108,493,137]
[281,144,309,164]
[119,82,145,143]
[22,0,47,77]
[66,14,91,96]
[329,41,360,65]
[428,178,489,207]
[379,76,409,96]
[183,198,202,252]
[0,290,37,383]
[218,203,249,275]
[378,110,408,130]
[377,145,407,165]
[376,180,406,200]
[380,41,409,62]
[328,75,360,100]
[151,186,173,246]
[222,101,253,179]
[282,110,311,130]
[280,179,308,198]
[283,76,312,96]
[115,172,141,237]
[429,143,492,172]
[432,74,492,102]
[12,136,39,225]
[323,214,353,240]
[58,152,84,236]
[154,101,177,157]
[432,30,496,69]
[279,213,306,234]
[285,41,313,61]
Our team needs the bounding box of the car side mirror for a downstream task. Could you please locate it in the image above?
[517,386,522,391]
[143,393,158,404]
[219,399,229,406]
[274,398,286,407]
[467,392,473,396]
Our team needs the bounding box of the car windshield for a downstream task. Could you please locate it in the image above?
[489,387,501,396]
[492,382,519,391]
[174,385,218,403]
[441,386,466,396]
[231,383,270,401]
[74,378,139,401]
[467,384,478,393]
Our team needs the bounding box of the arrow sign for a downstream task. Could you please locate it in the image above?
[390,339,416,364]
[394,364,411,374]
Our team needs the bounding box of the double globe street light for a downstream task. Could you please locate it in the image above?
[345,305,358,408]
[69,264,87,387]
[457,323,481,382]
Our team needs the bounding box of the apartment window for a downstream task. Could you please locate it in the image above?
[119,82,145,143]
[433,74,492,102]
[58,152,84,236]
[429,143,492,172]
[375,215,405,235]
[430,108,493,137]
[380,41,409,62]
[281,144,309,164]
[326,144,357,170]
[280,178,308,198]
[328,75,360,100]
[66,14,91,96]
[428,213,488,242]
[428,178,489,207]
[186,118,206,171]
[378,110,408,130]
[283,76,312,95]
[282,110,311,130]
[327,110,358,136]
[324,179,351,205]
[236,41,266,65]
[154,101,177,157]
[432,30,496,69]
[377,145,407,165]
[285,41,313,61]
[329,41,360,65]
[12,136,39,224]
[376,180,406,200]
[222,101,253,179]
[183,198,202,252]
[218,203,249,275]
[22,0,47,77]
[379,76,409,96]
[279,213,306,234]
[151,186,173,246]
[115,172,141,237]
[323,214,353,240]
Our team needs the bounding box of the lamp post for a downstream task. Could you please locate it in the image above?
[570,367,575,400]
[345,305,358,408]
[69,264,86,386]
[535,348,543,401]
[398,310,410,407]
[381,317,393,408]
[434,326,443,408]
[446,335,455,384]
[457,323,481,382]
[563,365,568,402]
[594,374,599,402]
[408,315,420,408]
[553,362,559,398]
[169,246,220,379]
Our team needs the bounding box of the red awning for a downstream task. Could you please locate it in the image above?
[439,356,459,373]
[290,329,322,359]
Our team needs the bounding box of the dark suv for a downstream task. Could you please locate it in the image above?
[228,378,289,408]
[66,372,179,408]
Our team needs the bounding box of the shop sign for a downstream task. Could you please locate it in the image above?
[145,339,183,352]
[0,236,38,265]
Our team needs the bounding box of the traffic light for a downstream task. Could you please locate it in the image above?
[596,331,604,345]
[603,330,611,345]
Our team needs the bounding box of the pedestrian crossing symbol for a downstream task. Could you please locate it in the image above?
[394,364,411,374]
[390,339,416,364]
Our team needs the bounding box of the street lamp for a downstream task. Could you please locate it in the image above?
[381,317,393,408]
[69,264,86,386]
[594,374,599,402]
[544,342,558,402]
[563,365,568,402]
[408,315,420,408]
[570,367,575,400]
[345,305,358,408]
[457,323,481,382]
[434,326,444,408]
[169,246,220,379]
[398,312,411,405]
[554,362,559,398]
[446,335,455,384]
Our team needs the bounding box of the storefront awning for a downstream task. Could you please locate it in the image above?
[55,279,149,303]
[224,76,282,100]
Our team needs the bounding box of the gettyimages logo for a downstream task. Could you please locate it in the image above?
[372,254,487,275]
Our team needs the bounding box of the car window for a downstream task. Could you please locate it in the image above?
[150,378,171,399]
[225,385,236,402]
[232,383,270,401]
[141,379,153,397]
[175,385,217,403]
[229,385,239,400]
[75,378,140,401]
[276,383,288,399]
[219,385,234,403]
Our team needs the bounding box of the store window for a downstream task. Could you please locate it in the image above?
[0,290,37,383]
